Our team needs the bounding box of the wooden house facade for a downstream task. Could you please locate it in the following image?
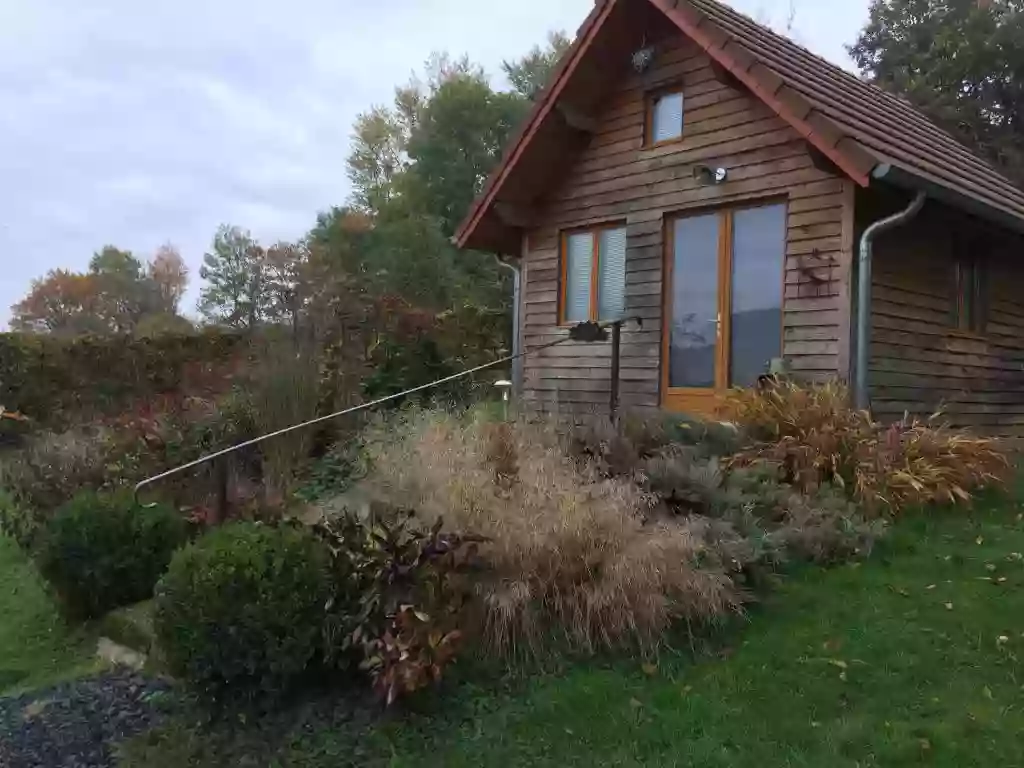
[456,0,1024,438]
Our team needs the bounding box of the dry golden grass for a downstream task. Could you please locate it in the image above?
[722,380,1010,515]
[358,410,741,661]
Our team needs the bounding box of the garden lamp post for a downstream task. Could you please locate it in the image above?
[494,379,513,421]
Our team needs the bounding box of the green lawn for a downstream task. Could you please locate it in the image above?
[0,534,99,694]
[118,497,1024,767]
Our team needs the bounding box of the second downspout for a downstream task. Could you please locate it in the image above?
[854,190,926,411]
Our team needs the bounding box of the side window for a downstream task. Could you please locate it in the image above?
[561,225,627,323]
[953,251,988,334]
[647,89,684,145]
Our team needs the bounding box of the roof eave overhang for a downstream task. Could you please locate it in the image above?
[873,163,1024,237]
[453,0,619,253]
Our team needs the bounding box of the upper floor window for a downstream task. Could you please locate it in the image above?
[953,251,988,334]
[561,225,627,324]
[647,89,684,145]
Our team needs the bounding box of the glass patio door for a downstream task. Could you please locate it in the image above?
[662,202,787,414]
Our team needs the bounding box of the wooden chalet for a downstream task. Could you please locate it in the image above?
[456,0,1024,438]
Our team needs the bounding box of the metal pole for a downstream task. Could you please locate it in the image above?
[214,456,228,525]
[610,320,622,420]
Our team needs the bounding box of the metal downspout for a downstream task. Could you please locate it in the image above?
[495,255,523,397]
[854,190,926,411]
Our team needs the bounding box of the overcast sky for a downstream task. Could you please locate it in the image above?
[0,0,870,325]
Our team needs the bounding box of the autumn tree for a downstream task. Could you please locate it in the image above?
[264,240,313,339]
[87,246,148,332]
[347,106,410,213]
[12,244,191,336]
[850,0,1024,184]
[404,69,525,238]
[148,244,189,315]
[338,35,569,315]
[198,225,272,330]
[501,30,572,100]
[10,270,105,335]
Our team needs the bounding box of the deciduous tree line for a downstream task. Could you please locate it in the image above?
[12,0,1024,336]
[10,35,570,338]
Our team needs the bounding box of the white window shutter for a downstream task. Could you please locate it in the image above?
[652,92,684,143]
[564,232,594,322]
[597,227,627,320]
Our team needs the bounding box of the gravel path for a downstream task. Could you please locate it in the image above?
[0,670,172,768]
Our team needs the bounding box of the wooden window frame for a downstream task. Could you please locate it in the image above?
[644,84,685,148]
[952,249,989,336]
[661,199,788,413]
[559,221,626,326]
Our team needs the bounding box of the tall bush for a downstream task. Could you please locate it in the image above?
[153,523,332,702]
[35,491,187,620]
[0,429,114,549]
[248,338,321,504]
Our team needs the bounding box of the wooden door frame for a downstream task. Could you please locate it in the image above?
[661,199,787,414]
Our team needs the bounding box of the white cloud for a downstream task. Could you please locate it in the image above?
[0,0,868,325]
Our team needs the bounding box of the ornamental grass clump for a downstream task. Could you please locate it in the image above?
[721,379,1009,515]
[357,410,742,661]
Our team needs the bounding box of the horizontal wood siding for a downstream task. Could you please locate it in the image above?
[521,30,849,415]
[867,204,1024,439]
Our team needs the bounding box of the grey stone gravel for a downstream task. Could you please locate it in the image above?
[0,670,172,768]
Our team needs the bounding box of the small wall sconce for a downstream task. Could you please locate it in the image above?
[631,42,655,73]
[693,165,728,185]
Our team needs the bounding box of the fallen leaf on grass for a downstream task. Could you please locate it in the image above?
[641,663,658,677]
[22,700,49,720]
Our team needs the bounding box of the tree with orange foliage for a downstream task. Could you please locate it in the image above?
[10,269,107,335]
[10,244,191,336]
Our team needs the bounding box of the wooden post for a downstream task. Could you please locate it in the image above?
[213,456,228,526]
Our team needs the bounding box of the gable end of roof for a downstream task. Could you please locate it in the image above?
[650,0,876,186]
[455,0,1024,253]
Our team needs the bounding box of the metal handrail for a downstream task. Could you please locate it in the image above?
[132,332,583,507]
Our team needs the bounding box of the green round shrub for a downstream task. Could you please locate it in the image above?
[153,523,332,701]
[36,491,188,620]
